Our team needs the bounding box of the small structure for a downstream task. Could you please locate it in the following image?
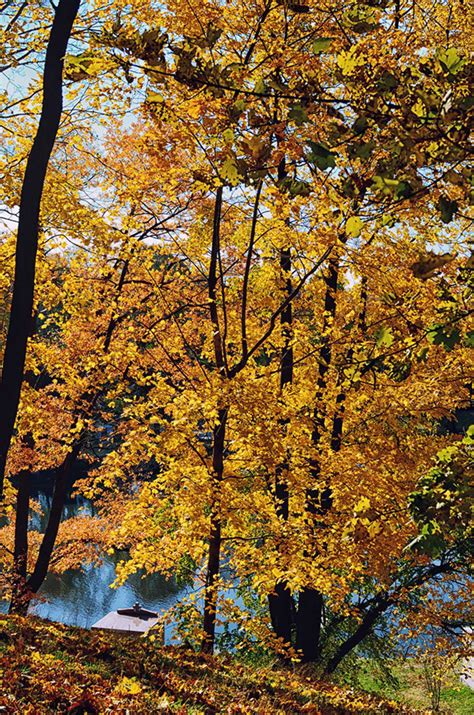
[92,602,161,637]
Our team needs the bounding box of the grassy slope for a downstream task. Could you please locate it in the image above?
[355,661,474,715]
[0,614,441,714]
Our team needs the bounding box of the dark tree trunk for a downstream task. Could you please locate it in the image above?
[269,582,294,644]
[27,442,81,594]
[324,562,450,673]
[325,602,387,674]
[9,472,31,614]
[202,514,222,653]
[11,257,131,603]
[296,254,340,662]
[268,246,294,646]
[297,272,367,663]
[0,0,80,497]
[202,408,227,654]
[329,276,367,455]
[9,448,81,612]
[202,188,226,655]
[295,588,323,662]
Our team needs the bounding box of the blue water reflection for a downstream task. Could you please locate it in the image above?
[31,553,186,629]
[2,472,189,631]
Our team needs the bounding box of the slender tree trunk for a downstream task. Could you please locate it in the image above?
[201,187,226,654]
[9,472,31,615]
[296,254,340,662]
[26,442,81,594]
[329,276,367,455]
[324,563,449,673]
[9,249,131,605]
[202,408,227,654]
[0,0,81,497]
[268,246,294,646]
[296,272,367,662]
[325,601,387,674]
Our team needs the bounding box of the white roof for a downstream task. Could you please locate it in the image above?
[92,609,159,634]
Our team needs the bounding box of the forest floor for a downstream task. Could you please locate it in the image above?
[0,614,470,714]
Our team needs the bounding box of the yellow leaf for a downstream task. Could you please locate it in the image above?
[346,216,363,237]
[221,157,241,186]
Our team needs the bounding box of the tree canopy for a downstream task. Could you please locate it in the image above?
[0,0,472,674]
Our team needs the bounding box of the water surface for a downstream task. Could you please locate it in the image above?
[2,474,188,631]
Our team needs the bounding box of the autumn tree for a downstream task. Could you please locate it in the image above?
[77,0,472,665]
[0,0,81,498]
[0,0,160,609]
[0,0,471,671]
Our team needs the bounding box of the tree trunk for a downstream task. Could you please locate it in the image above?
[10,249,132,605]
[201,187,226,654]
[9,447,80,611]
[8,473,31,615]
[27,442,81,594]
[202,408,227,654]
[296,254,340,662]
[268,246,294,646]
[0,0,80,497]
[325,601,387,674]
[297,271,367,662]
[295,588,323,662]
[269,582,294,644]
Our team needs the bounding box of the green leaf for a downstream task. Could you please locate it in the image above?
[395,180,414,199]
[381,213,397,227]
[288,104,308,125]
[465,331,474,348]
[463,425,474,445]
[341,177,358,198]
[343,6,378,33]
[427,325,461,351]
[222,128,234,145]
[416,346,429,362]
[349,140,375,159]
[288,179,311,197]
[346,216,363,237]
[277,177,311,197]
[352,116,368,135]
[306,141,337,170]
[253,77,266,94]
[230,98,246,119]
[411,99,427,118]
[438,48,465,75]
[375,326,394,348]
[312,37,334,54]
[436,446,457,463]
[372,175,401,196]
[437,196,458,224]
[376,70,398,92]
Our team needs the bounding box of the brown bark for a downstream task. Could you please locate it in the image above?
[8,472,31,614]
[296,253,340,662]
[0,0,80,497]
[202,188,226,654]
[202,408,227,653]
[26,442,81,594]
[268,246,294,646]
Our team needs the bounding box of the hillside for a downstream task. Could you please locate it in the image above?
[0,614,419,714]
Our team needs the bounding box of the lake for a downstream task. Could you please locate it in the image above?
[1,471,189,631]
